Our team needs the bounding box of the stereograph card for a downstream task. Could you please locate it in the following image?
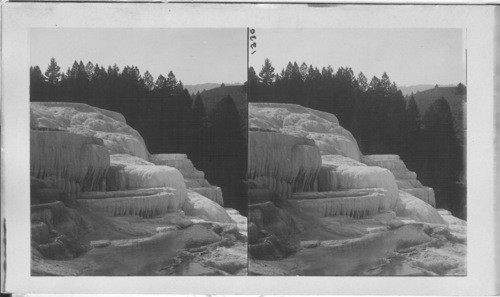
[0,2,498,295]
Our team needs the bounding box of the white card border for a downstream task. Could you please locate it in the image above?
[2,3,496,295]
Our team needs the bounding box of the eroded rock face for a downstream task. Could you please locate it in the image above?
[151,154,224,206]
[248,103,436,217]
[289,189,388,219]
[79,187,183,218]
[187,190,234,224]
[30,102,246,276]
[31,130,110,200]
[250,103,361,160]
[248,131,321,199]
[318,155,399,211]
[109,154,187,204]
[396,191,445,224]
[362,155,436,206]
[31,102,149,160]
[248,103,464,275]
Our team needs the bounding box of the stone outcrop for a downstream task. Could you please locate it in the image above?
[249,103,361,160]
[362,155,436,206]
[31,102,149,160]
[318,155,399,211]
[248,131,321,199]
[31,130,110,201]
[247,102,465,275]
[151,154,224,205]
[289,188,388,219]
[30,102,246,276]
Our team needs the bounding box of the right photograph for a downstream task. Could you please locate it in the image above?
[247,28,467,276]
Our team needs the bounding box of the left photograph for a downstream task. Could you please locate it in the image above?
[29,28,248,276]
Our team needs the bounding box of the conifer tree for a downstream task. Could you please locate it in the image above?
[191,94,207,167]
[421,97,460,211]
[259,58,275,86]
[400,95,422,169]
[30,66,46,101]
[357,72,368,92]
[208,96,247,212]
[143,71,155,91]
[156,75,167,90]
[166,71,177,94]
[45,57,61,85]
[85,61,95,80]
[246,66,260,101]
[380,72,392,94]
[299,62,308,81]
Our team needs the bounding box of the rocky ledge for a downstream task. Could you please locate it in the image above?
[30,102,247,276]
[247,103,465,276]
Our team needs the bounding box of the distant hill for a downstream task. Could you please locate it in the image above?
[411,85,466,140]
[399,84,455,96]
[197,84,247,128]
[185,83,241,95]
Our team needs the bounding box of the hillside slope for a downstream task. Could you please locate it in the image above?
[197,85,247,128]
[186,83,242,95]
[197,85,246,113]
[412,86,466,137]
[399,84,454,96]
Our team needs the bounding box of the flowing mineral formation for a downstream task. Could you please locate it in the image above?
[30,102,246,275]
[150,154,224,205]
[362,154,436,206]
[248,102,465,276]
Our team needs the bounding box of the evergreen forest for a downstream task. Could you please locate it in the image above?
[248,59,466,219]
[30,58,248,214]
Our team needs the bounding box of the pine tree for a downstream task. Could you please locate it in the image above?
[380,72,392,94]
[78,61,87,80]
[456,83,466,95]
[85,61,95,80]
[421,97,460,212]
[207,96,246,212]
[143,71,155,91]
[44,58,61,85]
[193,94,206,120]
[321,65,334,80]
[191,94,207,167]
[258,58,275,86]
[30,66,46,101]
[299,62,308,81]
[357,72,368,92]
[174,80,185,95]
[283,62,294,79]
[406,95,421,132]
[246,66,260,102]
[166,71,177,94]
[156,75,167,90]
[400,95,422,169]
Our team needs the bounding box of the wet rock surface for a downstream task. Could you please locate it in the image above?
[31,207,248,276]
[30,102,247,276]
[247,103,466,276]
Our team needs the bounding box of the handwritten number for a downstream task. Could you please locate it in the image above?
[249,28,257,55]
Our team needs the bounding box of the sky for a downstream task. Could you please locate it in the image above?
[31,28,247,85]
[250,28,465,87]
[31,28,465,87]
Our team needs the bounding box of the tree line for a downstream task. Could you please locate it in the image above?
[248,58,466,219]
[30,58,247,214]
